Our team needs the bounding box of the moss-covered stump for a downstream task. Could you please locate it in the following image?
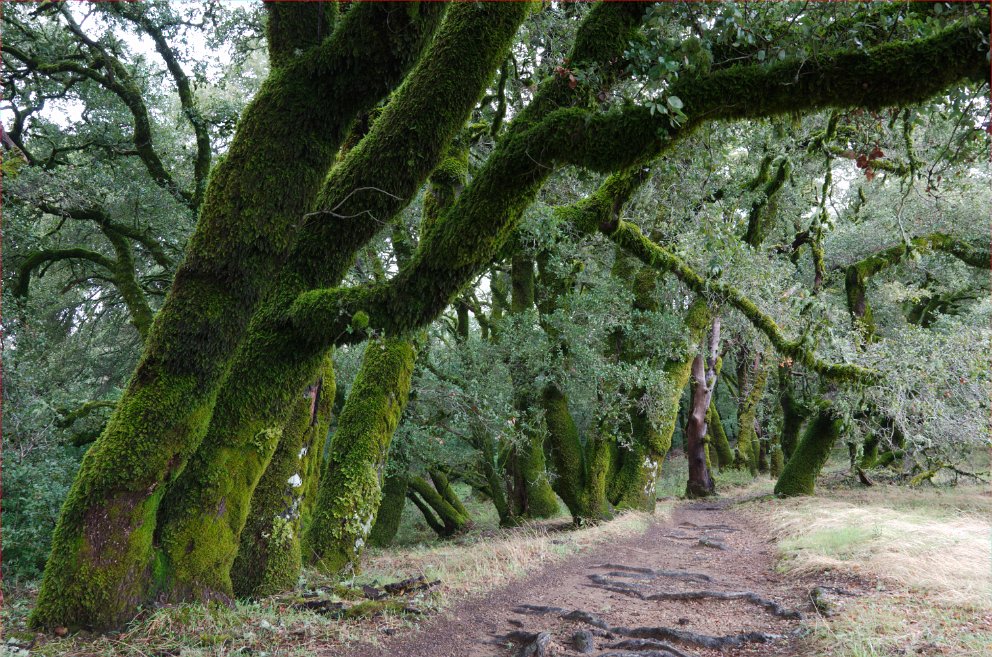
[774,408,843,497]
[305,337,415,574]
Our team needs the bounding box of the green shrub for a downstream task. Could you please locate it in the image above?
[2,446,84,582]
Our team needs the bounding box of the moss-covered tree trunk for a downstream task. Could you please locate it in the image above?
[304,337,415,574]
[152,0,520,603]
[29,2,442,628]
[471,419,517,527]
[367,469,408,548]
[706,400,734,470]
[507,255,559,519]
[541,384,613,524]
[228,358,335,598]
[778,366,806,459]
[774,407,843,497]
[734,356,769,476]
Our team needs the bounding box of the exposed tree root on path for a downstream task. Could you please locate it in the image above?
[587,573,803,619]
[513,603,785,652]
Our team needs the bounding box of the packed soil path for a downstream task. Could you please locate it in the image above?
[336,500,814,657]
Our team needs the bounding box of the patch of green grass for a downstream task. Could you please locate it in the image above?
[779,524,883,561]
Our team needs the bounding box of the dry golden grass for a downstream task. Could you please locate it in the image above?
[767,486,991,607]
[762,481,992,657]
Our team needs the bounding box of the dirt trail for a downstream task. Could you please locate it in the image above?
[334,500,816,657]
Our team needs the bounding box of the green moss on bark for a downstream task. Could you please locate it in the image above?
[774,407,843,497]
[368,470,408,548]
[707,401,734,469]
[230,358,335,598]
[30,3,446,629]
[305,338,415,574]
[735,361,769,476]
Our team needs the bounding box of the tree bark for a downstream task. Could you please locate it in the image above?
[31,2,440,628]
[685,316,720,499]
[774,407,843,497]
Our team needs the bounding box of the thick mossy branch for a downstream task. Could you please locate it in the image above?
[13,248,118,297]
[590,217,875,384]
[284,3,647,345]
[264,0,338,70]
[289,20,984,350]
[673,18,987,122]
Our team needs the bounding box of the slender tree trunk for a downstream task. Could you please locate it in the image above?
[734,356,769,476]
[685,316,720,499]
[304,338,415,574]
[507,255,559,519]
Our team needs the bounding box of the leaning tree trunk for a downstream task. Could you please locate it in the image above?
[29,2,442,628]
[367,469,409,548]
[774,406,843,497]
[304,337,415,574]
[407,473,472,537]
[152,1,520,603]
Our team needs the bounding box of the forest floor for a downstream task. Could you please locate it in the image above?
[3,455,990,656]
[333,497,819,657]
